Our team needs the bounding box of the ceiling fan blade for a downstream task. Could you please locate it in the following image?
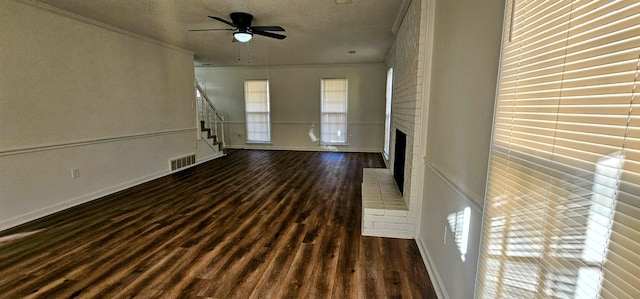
[250,26,285,32]
[188,28,234,32]
[252,30,287,40]
[208,16,237,28]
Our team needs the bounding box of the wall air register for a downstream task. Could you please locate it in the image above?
[170,154,196,172]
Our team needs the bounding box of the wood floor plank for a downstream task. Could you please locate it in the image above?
[330,226,362,299]
[248,223,307,299]
[0,150,438,298]
[273,242,316,298]
[361,236,389,298]
[209,190,308,298]
[381,240,414,299]
[299,218,342,299]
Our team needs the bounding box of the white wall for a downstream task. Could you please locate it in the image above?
[0,0,200,231]
[194,64,386,152]
[416,0,505,298]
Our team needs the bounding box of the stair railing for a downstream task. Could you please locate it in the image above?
[195,81,225,151]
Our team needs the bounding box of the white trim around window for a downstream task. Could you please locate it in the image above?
[244,80,271,143]
[320,78,348,145]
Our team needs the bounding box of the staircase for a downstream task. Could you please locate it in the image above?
[196,81,226,154]
[200,120,224,151]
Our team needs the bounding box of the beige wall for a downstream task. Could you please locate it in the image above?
[195,64,386,152]
[0,0,200,230]
[425,0,504,204]
[416,0,505,298]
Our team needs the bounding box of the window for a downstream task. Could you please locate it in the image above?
[321,78,348,144]
[476,1,640,298]
[384,68,394,159]
[244,80,270,143]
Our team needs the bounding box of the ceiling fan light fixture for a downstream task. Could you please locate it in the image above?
[203,13,286,42]
[234,31,253,42]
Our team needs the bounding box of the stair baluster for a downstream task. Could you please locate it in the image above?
[195,81,226,154]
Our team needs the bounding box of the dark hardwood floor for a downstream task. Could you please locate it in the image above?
[0,150,437,298]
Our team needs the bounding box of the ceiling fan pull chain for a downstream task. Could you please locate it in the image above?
[247,42,252,64]
[236,42,241,61]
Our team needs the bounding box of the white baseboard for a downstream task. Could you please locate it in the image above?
[226,145,381,153]
[0,169,168,232]
[416,234,449,299]
[0,153,226,232]
[196,151,225,164]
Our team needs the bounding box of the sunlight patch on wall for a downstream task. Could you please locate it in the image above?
[447,206,471,262]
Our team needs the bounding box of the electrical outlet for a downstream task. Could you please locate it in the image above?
[71,168,80,178]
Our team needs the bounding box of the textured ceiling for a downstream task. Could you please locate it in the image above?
[34,0,405,67]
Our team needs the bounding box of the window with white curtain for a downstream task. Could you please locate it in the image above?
[384,68,394,159]
[477,1,640,298]
[321,78,348,144]
[244,80,270,143]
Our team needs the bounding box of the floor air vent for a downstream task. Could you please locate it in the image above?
[170,154,196,172]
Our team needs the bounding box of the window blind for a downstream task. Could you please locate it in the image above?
[244,80,270,142]
[477,1,640,298]
[321,78,348,144]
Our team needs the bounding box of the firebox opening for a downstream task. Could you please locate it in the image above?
[393,129,406,196]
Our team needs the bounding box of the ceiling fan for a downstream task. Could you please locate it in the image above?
[189,12,286,43]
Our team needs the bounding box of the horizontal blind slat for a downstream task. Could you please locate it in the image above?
[601,268,640,298]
